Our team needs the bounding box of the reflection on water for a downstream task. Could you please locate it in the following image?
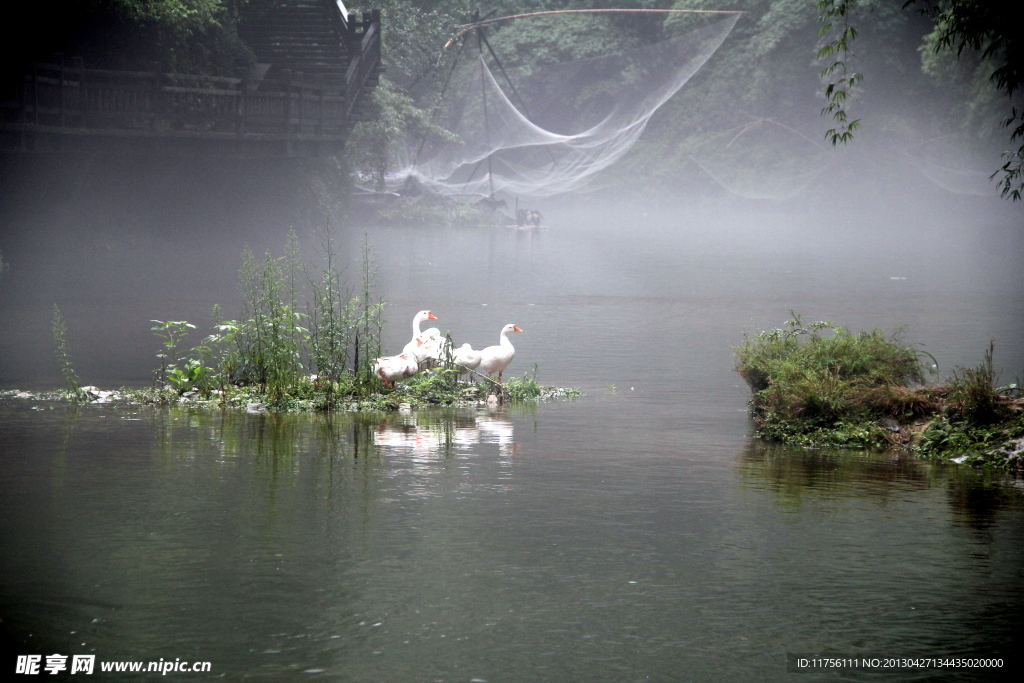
[143,403,522,461]
[373,409,518,457]
[739,440,1024,530]
[1,399,1023,680]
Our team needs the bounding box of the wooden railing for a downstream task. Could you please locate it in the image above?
[0,10,381,157]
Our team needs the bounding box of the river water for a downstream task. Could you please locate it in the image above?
[1,198,1023,680]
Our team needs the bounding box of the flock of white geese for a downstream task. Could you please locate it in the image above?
[372,310,523,387]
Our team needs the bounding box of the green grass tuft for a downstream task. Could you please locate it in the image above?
[735,314,932,445]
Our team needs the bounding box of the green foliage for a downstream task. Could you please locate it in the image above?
[52,305,85,401]
[355,0,469,94]
[347,78,459,191]
[234,237,306,398]
[503,370,543,401]
[910,0,1024,199]
[152,231,387,403]
[19,1,255,75]
[946,341,1012,425]
[353,234,387,387]
[736,314,932,445]
[150,319,196,384]
[817,0,862,145]
[737,316,1024,466]
[917,412,1024,467]
[307,222,359,397]
[813,0,1024,198]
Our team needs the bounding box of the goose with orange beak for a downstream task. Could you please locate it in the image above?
[402,310,438,360]
[478,324,523,382]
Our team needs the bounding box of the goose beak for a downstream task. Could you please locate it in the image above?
[428,312,438,319]
[416,338,423,346]
[513,325,523,332]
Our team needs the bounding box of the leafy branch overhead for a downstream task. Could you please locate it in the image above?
[913,0,1023,201]
[816,0,861,146]
[816,0,1022,198]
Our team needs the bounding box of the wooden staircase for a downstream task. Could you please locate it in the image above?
[241,0,352,86]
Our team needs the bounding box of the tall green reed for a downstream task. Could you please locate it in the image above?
[149,228,388,402]
[235,230,306,398]
[308,221,359,400]
[52,304,84,400]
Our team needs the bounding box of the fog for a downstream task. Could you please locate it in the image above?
[0,137,1021,391]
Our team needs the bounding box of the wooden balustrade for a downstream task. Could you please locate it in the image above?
[0,10,381,157]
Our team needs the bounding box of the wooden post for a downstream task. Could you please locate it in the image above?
[281,68,294,156]
[315,73,324,138]
[73,56,83,125]
[57,53,65,127]
[32,64,39,125]
[296,71,304,136]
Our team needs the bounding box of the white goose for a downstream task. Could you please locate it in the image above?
[416,328,444,368]
[372,350,419,388]
[478,324,522,382]
[402,310,438,360]
[453,343,482,379]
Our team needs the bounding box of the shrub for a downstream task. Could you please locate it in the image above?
[736,315,931,443]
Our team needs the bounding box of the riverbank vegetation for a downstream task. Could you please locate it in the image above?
[37,229,576,412]
[736,316,1024,469]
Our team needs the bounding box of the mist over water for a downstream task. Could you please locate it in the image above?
[2,134,1024,681]
[1,148,1022,390]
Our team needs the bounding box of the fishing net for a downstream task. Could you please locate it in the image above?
[906,136,1001,197]
[689,119,835,200]
[388,14,740,198]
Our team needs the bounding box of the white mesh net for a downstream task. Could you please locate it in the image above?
[906,136,1001,197]
[689,119,835,201]
[390,14,740,198]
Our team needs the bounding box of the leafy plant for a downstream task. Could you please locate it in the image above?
[816,0,862,146]
[947,341,1010,424]
[234,237,306,398]
[307,220,358,402]
[52,304,85,401]
[150,319,196,385]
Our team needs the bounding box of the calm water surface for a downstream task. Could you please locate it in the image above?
[2,204,1023,680]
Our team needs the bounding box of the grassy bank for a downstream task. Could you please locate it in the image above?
[735,316,1023,469]
[2,368,577,414]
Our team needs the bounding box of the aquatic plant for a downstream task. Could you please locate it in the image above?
[946,341,1011,425]
[915,344,1024,468]
[150,319,195,385]
[307,221,358,400]
[52,304,85,401]
[306,227,386,398]
[132,232,576,412]
[234,234,306,398]
[353,234,385,387]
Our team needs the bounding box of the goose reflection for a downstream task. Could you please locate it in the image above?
[373,409,517,457]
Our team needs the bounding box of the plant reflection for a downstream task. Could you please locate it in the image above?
[739,440,1023,530]
[151,404,521,466]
